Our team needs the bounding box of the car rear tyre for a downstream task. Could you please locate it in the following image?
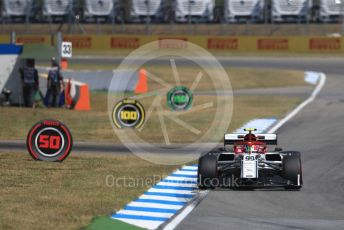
[198,153,218,189]
[282,155,302,190]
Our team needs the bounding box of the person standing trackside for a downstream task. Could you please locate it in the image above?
[20,59,39,107]
[47,58,64,107]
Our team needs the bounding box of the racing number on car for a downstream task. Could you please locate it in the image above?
[27,120,73,162]
[112,99,145,129]
[245,155,255,161]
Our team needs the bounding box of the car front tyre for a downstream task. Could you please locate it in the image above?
[282,154,302,190]
[197,153,218,189]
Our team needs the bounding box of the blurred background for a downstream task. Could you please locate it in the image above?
[1,2,342,229]
[0,0,343,35]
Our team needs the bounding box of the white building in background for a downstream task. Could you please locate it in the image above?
[43,0,73,19]
[2,0,33,19]
[224,0,264,23]
[319,0,342,22]
[84,0,118,21]
[271,0,312,22]
[129,0,165,22]
[174,0,215,23]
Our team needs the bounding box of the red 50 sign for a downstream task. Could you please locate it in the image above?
[39,135,61,149]
[27,120,73,162]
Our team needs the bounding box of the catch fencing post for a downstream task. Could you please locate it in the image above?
[10,31,16,44]
[57,32,62,66]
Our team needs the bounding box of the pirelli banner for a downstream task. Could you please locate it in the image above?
[0,35,53,45]
[204,36,343,53]
[57,35,344,53]
[0,34,343,53]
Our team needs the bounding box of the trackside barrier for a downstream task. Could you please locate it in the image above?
[65,79,91,111]
[0,44,23,105]
[39,72,91,111]
[16,35,52,45]
[0,35,10,43]
[1,35,343,53]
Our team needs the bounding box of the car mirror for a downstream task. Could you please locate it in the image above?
[275,147,283,152]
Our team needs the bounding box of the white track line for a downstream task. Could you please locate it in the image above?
[162,72,327,230]
[127,202,183,210]
[139,195,191,203]
[172,171,197,176]
[157,182,197,187]
[117,210,174,218]
[268,72,326,133]
[148,188,194,195]
[164,176,197,182]
[182,166,198,170]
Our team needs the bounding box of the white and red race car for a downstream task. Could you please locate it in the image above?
[198,128,302,190]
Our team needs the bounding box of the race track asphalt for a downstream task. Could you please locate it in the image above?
[70,56,343,75]
[175,59,344,230]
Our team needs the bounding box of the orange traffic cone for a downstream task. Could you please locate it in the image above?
[74,84,91,111]
[61,58,68,70]
[134,68,148,94]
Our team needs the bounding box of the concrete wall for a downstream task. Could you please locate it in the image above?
[37,67,139,92]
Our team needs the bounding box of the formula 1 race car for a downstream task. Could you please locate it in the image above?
[198,128,302,190]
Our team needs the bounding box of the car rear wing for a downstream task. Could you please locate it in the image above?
[224,133,278,145]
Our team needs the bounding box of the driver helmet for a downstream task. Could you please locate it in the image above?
[244,133,257,142]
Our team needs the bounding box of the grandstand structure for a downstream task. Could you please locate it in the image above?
[271,0,312,22]
[0,0,343,35]
[83,0,118,22]
[42,0,74,22]
[319,0,343,22]
[174,0,215,22]
[224,0,265,23]
[1,0,34,22]
[129,0,165,22]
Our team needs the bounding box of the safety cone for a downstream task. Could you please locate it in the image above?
[61,58,68,70]
[64,78,91,111]
[74,84,91,111]
[134,68,148,94]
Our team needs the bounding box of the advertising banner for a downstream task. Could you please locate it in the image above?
[16,35,50,45]
[309,38,341,51]
[257,38,289,51]
[5,34,343,53]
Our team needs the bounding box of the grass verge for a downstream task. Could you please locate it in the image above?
[0,93,303,143]
[86,216,145,230]
[0,152,176,230]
